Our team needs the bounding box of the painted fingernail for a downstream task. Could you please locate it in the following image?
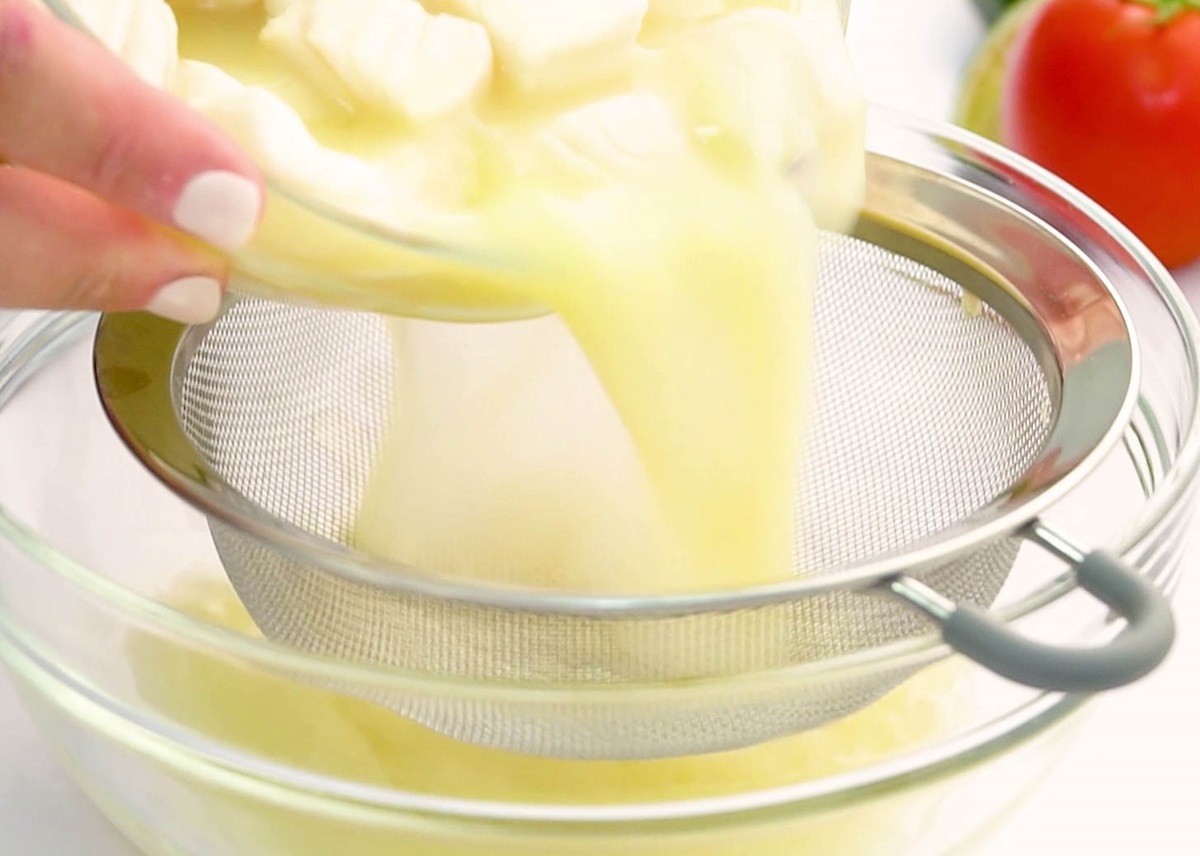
[145,275,222,325]
[173,170,262,251]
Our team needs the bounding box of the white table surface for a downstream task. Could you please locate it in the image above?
[4,1,1200,853]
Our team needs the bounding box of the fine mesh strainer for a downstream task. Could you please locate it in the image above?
[92,141,1174,760]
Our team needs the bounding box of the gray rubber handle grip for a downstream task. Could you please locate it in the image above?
[941,551,1174,691]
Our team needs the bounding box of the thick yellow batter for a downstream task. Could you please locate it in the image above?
[166,0,864,594]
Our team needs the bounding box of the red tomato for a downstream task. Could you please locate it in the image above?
[1000,0,1200,268]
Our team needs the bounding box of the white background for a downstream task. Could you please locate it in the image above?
[3,0,1199,852]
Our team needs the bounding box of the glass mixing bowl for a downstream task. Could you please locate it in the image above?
[1,112,1197,854]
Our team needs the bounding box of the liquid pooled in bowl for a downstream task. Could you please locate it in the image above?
[120,577,970,856]
[93,0,868,593]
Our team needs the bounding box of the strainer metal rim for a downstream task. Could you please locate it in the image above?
[93,111,1141,617]
[0,115,1191,696]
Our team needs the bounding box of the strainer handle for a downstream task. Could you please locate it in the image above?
[892,535,1174,692]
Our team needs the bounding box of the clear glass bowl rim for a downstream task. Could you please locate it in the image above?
[2,6,1199,823]
[1,113,1198,821]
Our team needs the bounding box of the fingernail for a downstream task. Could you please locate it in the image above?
[145,275,223,325]
[173,170,262,251]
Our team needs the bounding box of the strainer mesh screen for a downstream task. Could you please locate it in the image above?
[178,303,393,544]
[798,240,1055,570]
[174,233,1055,757]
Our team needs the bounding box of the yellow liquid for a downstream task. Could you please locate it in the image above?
[353,180,815,591]
[169,1,862,594]
[112,578,969,856]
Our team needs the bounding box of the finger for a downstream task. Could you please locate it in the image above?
[0,163,225,322]
[0,0,263,250]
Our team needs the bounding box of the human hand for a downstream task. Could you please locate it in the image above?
[0,0,263,323]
